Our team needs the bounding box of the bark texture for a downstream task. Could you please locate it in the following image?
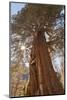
[26,32,64,96]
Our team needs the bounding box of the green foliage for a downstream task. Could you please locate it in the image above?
[13,4,63,25]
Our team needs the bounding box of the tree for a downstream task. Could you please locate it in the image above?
[11,3,65,96]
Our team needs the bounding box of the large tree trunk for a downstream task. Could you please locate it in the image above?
[26,31,64,96]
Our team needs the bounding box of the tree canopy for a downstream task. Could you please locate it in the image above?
[10,3,65,65]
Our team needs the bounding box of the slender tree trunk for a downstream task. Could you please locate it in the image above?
[26,31,64,96]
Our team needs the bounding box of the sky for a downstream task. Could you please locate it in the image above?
[11,2,26,15]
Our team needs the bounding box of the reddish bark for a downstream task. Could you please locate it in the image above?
[26,32,64,96]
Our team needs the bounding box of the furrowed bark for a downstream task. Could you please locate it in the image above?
[26,31,64,96]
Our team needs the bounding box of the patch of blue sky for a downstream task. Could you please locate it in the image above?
[11,2,26,15]
[60,9,64,15]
